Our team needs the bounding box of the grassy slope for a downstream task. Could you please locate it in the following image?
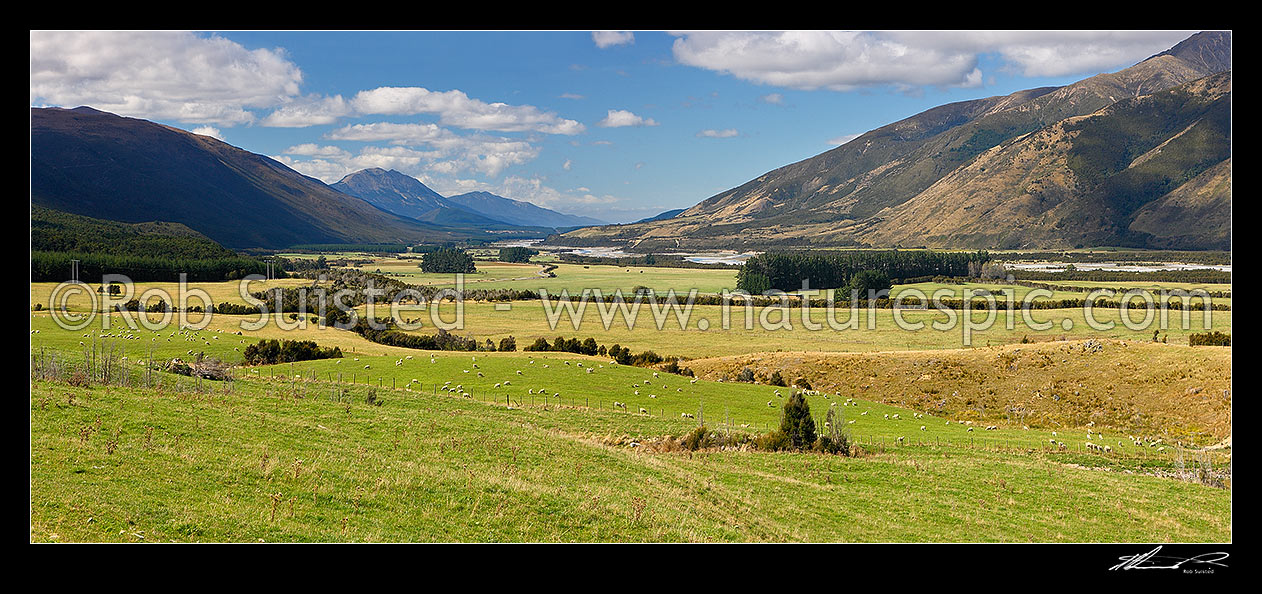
[683,340,1231,444]
[30,374,1230,543]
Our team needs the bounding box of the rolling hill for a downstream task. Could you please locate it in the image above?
[557,31,1231,251]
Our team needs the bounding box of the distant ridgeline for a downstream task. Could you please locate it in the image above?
[30,206,268,283]
[736,250,990,293]
[286,243,409,254]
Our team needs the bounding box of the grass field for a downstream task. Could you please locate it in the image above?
[29,311,1226,455]
[378,301,1230,358]
[30,371,1230,542]
[394,262,740,295]
[28,265,1233,542]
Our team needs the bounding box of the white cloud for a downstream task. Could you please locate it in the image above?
[592,31,635,49]
[597,109,658,128]
[308,122,543,179]
[190,126,223,140]
[697,128,739,138]
[261,94,352,127]
[283,143,350,158]
[560,92,586,100]
[758,93,784,104]
[828,133,863,146]
[562,159,573,171]
[670,30,1196,91]
[30,31,303,126]
[352,86,584,135]
[327,122,453,145]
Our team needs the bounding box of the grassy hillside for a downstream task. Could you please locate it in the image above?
[30,365,1229,542]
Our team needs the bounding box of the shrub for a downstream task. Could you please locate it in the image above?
[682,426,716,451]
[243,339,343,365]
[816,405,851,456]
[780,392,817,450]
[1189,331,1230,346]
[498,336,517,352]
[754,430,791,452]
[768,370,787,387]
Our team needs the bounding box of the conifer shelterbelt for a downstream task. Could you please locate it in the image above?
[418,247,476,274]
[736,250,987,292]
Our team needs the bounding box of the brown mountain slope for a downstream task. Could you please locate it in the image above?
[1129,158,1232,250]
[557,31,1231,251]
[863,71,1230,249]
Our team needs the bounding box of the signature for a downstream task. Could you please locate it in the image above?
[1109,546,1229,571]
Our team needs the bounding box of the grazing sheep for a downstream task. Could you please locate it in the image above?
[639,408,647,414]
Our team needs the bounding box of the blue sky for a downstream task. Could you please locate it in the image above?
[30,30,1198,223]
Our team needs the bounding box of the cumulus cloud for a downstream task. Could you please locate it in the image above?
[670,30,1195,91]
[190,126,223,140]
[562,159,573,171]
[327,122,453,145]
[283,143,350,158]
[300,121,543,179]
[30,30,304,126]
[261,94,352,127]
[597,109,658,128]
[352,86,584,135]
[697,128,739,138]
[592,31,635,48]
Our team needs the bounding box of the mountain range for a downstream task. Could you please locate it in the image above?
[30,108,602,249]
[556,31,1231,251]
[330,168,605,230]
